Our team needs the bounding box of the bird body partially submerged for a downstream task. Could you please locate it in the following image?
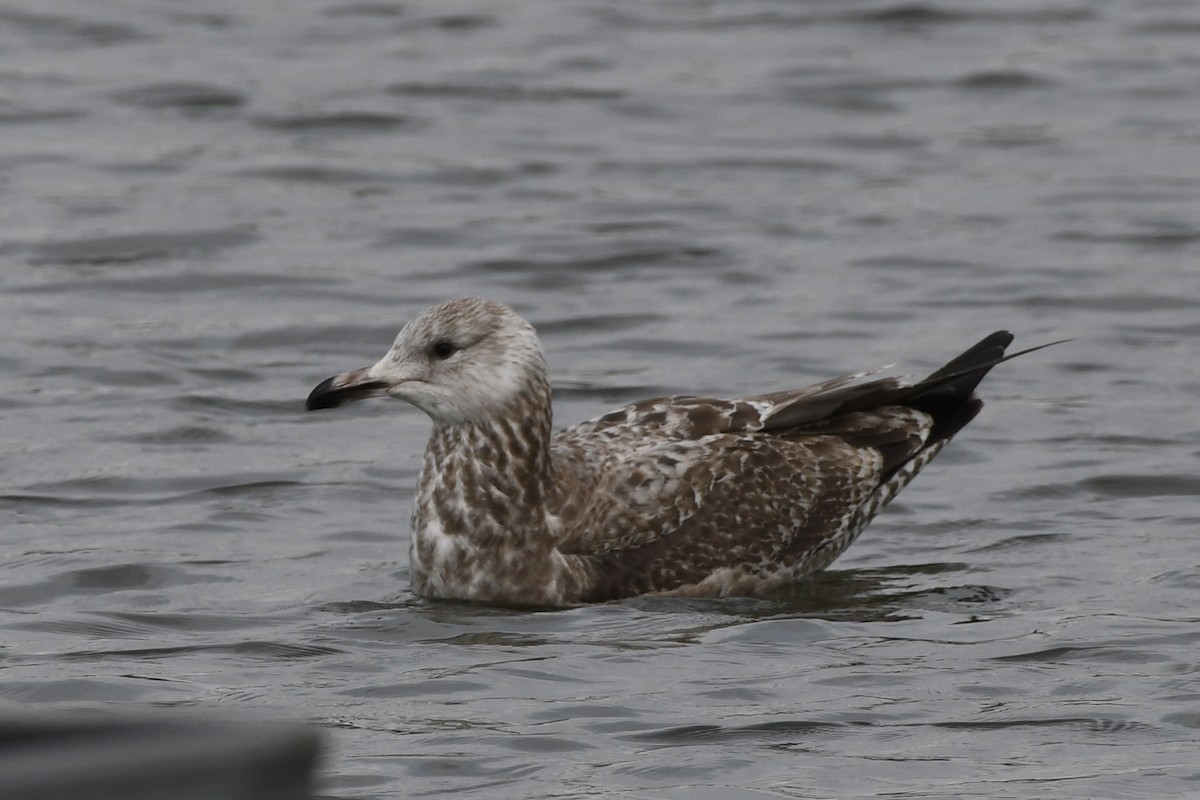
[307,297,1045,606]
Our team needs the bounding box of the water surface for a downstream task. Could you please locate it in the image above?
[3,1,1199,797]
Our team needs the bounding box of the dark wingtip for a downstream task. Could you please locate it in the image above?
[921,334,1069,397]
[909,332,1067,443]
[924,330,1014,382]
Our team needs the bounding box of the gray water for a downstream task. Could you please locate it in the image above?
[3,1,1199,797]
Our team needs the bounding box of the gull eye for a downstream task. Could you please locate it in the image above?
[431,339,459,360]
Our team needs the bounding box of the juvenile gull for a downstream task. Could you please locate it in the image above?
[307,297,1047,606]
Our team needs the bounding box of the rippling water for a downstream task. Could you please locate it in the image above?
[3,1,1199,797]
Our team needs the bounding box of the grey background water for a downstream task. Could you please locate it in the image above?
[2,0,1198,797]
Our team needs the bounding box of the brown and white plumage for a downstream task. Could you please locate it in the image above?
[306,297,1036,606]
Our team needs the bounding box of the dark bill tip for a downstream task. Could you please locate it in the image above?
[305,375,388,411]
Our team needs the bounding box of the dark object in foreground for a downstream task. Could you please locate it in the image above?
[0,716,320,800]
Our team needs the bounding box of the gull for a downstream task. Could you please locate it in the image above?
[307,297,1053,606]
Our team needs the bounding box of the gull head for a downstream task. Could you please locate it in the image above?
[306,297,547,426]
